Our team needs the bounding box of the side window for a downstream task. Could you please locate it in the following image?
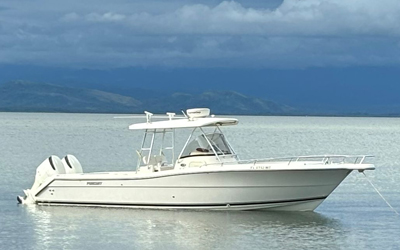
[180,133,233,158]
[206,133,232,155]
[181,135,209,157]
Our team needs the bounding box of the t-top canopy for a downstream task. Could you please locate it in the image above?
[129,117,238,130]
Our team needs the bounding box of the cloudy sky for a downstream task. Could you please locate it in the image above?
[1,0,400,69]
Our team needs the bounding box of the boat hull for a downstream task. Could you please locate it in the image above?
[31,169,351,211]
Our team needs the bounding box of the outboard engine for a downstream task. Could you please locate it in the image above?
[61,154,83,174]
[31,155,65,191]
[18,155,65,204]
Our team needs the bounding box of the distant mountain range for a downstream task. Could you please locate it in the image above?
[0,81,295,115]
[3,65,400,116]
[0,81,142,113]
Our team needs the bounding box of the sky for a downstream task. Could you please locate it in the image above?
[1,0,400,69]
[1,0,400,114]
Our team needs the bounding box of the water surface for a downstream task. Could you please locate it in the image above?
[1,113,399,249]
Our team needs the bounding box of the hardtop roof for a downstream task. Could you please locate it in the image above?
[129,117,238,130]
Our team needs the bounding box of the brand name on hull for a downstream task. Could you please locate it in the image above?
[86,182,103,185]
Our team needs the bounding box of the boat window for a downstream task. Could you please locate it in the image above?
[181,133,232,158]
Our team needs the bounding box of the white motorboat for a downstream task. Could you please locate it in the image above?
[18,108,375,211]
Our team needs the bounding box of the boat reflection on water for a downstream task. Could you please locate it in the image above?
[24,206,345,250]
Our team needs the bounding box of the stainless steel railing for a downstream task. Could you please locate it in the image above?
[237,155,374,166]
[183,155,374,168]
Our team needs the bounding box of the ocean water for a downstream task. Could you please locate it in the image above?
[1,112,399,250]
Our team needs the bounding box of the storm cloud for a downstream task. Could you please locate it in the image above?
[1,0,399,69]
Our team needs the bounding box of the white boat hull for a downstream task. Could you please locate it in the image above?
[18,110,375,212]
[29,169,352,211]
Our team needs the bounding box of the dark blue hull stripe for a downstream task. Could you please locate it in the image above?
[37,196,327,208]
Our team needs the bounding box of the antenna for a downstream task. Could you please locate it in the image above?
[181,109,188,118]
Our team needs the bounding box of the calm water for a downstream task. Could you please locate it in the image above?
[1,113,399,250]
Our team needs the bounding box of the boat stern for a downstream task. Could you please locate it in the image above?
[17,189,36,204]
[18,154,83,205]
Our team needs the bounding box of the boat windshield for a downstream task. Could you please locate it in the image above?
[181,133,233,158]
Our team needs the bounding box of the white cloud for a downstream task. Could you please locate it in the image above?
[60,12,80,22]
[86,12,126,22]
[59,0,398,36]
[1,0,400,69]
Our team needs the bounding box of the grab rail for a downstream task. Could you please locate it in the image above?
[193,155,374,168]
[238,155,374,166]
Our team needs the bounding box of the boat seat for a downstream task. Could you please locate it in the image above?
[143,155,166,171]
[190,148,210,155]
